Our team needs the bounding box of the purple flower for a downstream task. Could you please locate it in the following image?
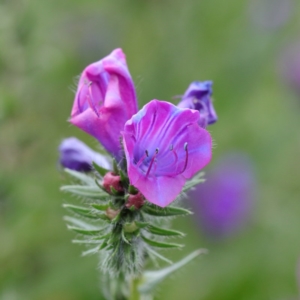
[59,137,110,172]
[279,42,300,95]
[189,153,256,239]
[177,81,217,128]
[70,48,138,160]
[122,100,212,207]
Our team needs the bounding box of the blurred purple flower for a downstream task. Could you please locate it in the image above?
[123,100,212,207]
[177,81,217,128]
[59,137,110,172]
[189,153,256,239]
[279,43,300,95]
[249,0,294,30]
[70,48,138,160]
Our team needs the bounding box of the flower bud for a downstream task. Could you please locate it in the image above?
[69,48,138,160]
[105,207,120,220]
[103,171,124,194]
[125,192,145,210]
[58,137,110,172]
[177,81,217,128]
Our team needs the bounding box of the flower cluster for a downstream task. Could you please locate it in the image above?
[60,48,216,207]
[59,48,218,298]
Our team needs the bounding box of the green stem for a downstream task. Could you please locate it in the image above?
[129,277,140,300]
[129,277,153,300]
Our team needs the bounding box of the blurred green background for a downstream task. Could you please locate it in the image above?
[1,0,300,299]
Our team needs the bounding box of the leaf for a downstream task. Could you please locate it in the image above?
[119,169,129,186]
[135,221,149,229]
[146,224,185,237]
[82,245,101,256]
[64,168,96,186]
[142,205,192,217]
[61,185,108,199]
[63,216,99,230]
[182,172,205,193]
[145,245,173,265]
[92,161,109,177]
[72,239,102,244]
[91,203,110,211]
[121,230,130,244]
[139,249,208,294]
[63,204,97,219]
[72,233,110,244]
[141,235,183,249]
[67,225,107,236]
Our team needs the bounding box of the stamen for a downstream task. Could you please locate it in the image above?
[170,144,178,165]
[146,148,159,177]
[181,142,189,173]
[136,150,149,167]
[87,82,100,117]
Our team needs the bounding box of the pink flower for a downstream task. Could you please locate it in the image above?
[70,49,138,160]
[122,100,212,207]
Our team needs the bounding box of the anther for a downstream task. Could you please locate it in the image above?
[184,142,188,151]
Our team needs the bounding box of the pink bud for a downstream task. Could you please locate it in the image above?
[125,192,145,210]
[103,172,124,194]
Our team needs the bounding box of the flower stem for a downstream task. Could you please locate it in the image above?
[129,277,153,300]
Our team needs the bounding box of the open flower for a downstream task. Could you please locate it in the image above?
[177,81,217,128]
[70,48,138,160]
[58,137,110,171]
[122,100,212,207]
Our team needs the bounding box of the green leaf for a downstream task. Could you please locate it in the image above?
[61,185,107,199]
[142,204,192,217]
[135,221,149,229]
[92,161,110,177]
[121,230,130,244]
[146,224,185,237]
[141,235,183,249]
[64,168,96,186]
[182,172,205,193]
[139,249,207,294]
[112,158,119,174]
[146,245,173,265]
[63,216,99,230]
[72,233,110,244]
[63,204,97,219]
[67,225,107,236]
[91,203,110,211]
[119,169,129,186]
[128,185,138,194]
[82,245,101,256]
[72,239,102,244]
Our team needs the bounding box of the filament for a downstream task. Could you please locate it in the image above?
[145,148,159,177]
